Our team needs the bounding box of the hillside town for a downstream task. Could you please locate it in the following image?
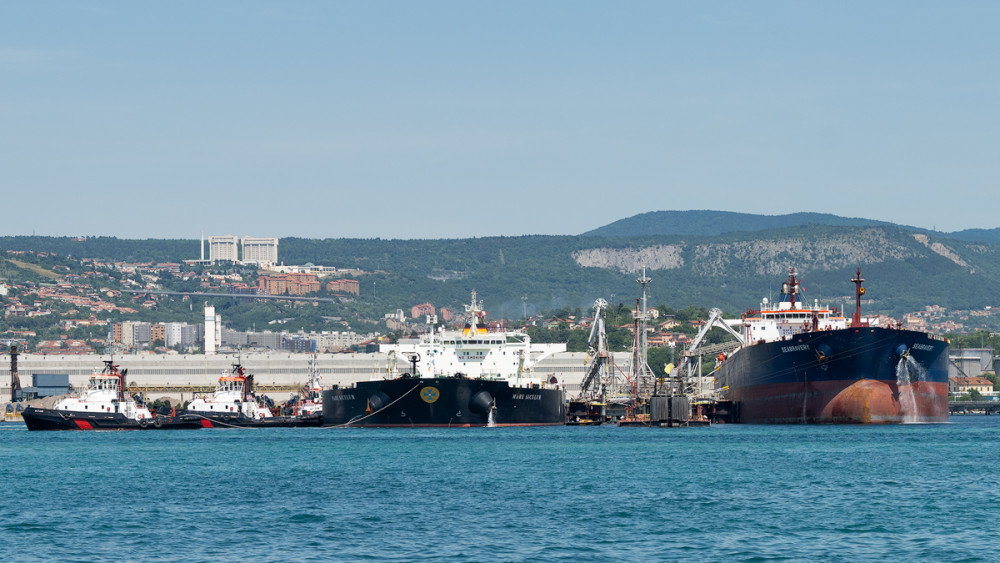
[4,246,1000,357]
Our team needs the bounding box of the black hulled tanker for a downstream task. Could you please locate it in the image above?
[323,291,566,427]
[323,377,565,427]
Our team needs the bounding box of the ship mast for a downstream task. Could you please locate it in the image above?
[425,314,438,378]
[464,290,484,335]
[851,268,867,327]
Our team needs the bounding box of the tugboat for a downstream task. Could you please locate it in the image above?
[288,355,324,417]
[323,291,566,427]
[713,268,950,423]
[182,362,321,427]
[21,359,203,431]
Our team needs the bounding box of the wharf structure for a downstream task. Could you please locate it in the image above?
[1,352,597,404]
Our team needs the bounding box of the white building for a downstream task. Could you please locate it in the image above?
[208,235,239,263]
[204,306,218,355]
[164,322,185,348]
[119,321,136,347]
[242,237,278,266]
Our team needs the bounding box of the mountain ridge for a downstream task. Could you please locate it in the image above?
[581,210,1000,244]
[3,222,997,319]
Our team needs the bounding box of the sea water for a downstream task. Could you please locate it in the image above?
[2,417,999,562]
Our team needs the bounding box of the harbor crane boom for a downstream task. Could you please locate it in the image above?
[579,298,611,398]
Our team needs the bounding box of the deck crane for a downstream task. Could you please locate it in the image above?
[677,308,746,397]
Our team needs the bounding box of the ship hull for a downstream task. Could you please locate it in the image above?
[21,407,204,431]
[716,327,949,424]
[178,411,323,428]
[322,378,566,427]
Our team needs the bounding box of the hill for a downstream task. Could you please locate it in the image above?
[3,224,996,322]
[581,210,899,237]
[944,228,1000,245]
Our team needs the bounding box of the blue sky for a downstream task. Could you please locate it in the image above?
[2,1,998,239]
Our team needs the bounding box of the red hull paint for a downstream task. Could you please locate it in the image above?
[733,379,949,424]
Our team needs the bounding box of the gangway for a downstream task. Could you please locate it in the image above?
[677,308,744,397]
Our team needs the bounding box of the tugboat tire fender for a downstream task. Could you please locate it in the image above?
[153,418,162,428]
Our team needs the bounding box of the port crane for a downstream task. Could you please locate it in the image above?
[578,298,614,401]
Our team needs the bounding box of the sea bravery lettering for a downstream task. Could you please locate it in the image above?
[330,394,356,401]
[781,344,811,353]
[912,343,935,352]
[512,394,542,400]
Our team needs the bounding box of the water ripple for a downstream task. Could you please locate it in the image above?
[2,419,998,561]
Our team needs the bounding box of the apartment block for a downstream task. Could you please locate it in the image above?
[327,278,360,295]
[242,237,278,265]
[209,235,239,263]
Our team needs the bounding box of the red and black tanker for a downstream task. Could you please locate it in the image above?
[714,269,950,423]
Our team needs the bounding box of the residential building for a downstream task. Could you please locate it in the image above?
[151,323,165,344]
[242,237,278,265]
[133,322,152,346]
[411,303,435,320]
[950,376,994,395]
[257,273,319,296]
[209,235,239,263]
[327,278,360,295]
[164,322,186,348]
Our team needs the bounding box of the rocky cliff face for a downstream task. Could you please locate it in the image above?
[573,229,925,276]
[912,233,970,268]
[572,245,684,273]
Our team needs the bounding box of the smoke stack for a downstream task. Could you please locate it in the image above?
[10,345,20,402]
[200,231,205,261]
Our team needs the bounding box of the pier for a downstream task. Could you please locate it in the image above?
[949,401,1000,415]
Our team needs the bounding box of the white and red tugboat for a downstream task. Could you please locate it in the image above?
[22,360,203,431]
[289,355,324,417]
[182,362,321,428]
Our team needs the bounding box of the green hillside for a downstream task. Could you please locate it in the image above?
[2,223,996,320]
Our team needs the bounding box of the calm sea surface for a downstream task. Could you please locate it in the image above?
[2,416,999,562]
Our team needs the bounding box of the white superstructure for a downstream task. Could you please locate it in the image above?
[52,360,151,421]
[294,355,324,415]
[738,269,876,345]
[380,291,565,387]
[185,363,272,419]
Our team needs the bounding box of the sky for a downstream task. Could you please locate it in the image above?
[2,1,998,239]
